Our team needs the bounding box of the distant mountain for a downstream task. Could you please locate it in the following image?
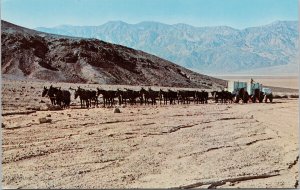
[36,20,299,75]
[1,20,226,89]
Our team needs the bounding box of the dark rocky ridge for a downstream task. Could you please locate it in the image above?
[2,20,226,89]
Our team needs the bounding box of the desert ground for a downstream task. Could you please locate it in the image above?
[2,79,299,188]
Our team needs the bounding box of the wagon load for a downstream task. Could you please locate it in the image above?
[248,82,262,96]
[227,81,247,94]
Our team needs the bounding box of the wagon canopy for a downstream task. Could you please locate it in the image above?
[227,81,247,94]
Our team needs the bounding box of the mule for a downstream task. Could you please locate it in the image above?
[74,87,90,108]
[97,88,118,107]
[42,86,56,105]
[140,87,159,105]
[46,85,71,108]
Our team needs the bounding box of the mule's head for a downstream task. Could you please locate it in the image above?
[211,91,216,96]
[97,87,106,96]
[140,87,146,93]
[74,89,79,99]
[96,87,101,94]
[42,86,48,97]
[47,85,57,97]
[115,89,122,96]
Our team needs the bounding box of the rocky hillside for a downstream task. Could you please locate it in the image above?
[37,21,299,74]
[1,20,225,89]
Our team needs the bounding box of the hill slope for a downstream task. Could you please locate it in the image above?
[36,21,298,74]
[1,20,225,89]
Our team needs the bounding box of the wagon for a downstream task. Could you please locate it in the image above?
[227,80,272,103]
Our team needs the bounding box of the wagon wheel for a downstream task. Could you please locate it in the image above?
[235,95,240,103]
[242,92,249,103]
[251,95,256,103]
[259,93,264,103]
[264,95,268,103]
[269,94,273,103]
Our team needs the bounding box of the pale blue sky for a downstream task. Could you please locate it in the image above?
[1,0,298,29]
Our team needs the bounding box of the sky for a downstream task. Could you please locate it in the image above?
[1,0,298,29]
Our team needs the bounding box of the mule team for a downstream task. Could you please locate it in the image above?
[42,85,269,109]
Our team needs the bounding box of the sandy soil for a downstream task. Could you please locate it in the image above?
[2,80,299,188]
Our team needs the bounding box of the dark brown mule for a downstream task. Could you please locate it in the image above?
[47,85,71,108]
[97,88,118,107]
[159,89,168,105]
[116,89,141,105]
[177,90,195,104]
[140,87,159,105]
[74,87,90,108]
[42,86,56,105]
[195,90,208,104]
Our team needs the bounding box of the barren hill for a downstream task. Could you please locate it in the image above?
[2,20,225,89]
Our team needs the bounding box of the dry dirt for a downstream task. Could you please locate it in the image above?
[2,80,299,188]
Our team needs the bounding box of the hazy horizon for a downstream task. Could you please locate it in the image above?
[34,19,298,30]
[2,0,298,29]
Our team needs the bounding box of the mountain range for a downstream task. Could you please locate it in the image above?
[1,20,226,89]
[36,20,299,75]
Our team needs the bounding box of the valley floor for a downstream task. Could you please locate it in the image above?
[1,80,299,188]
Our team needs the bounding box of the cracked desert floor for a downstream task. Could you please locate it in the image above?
[2,80,299,188]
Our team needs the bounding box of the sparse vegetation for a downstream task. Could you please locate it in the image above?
[273,95,289,99]
[289,94,299,98]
